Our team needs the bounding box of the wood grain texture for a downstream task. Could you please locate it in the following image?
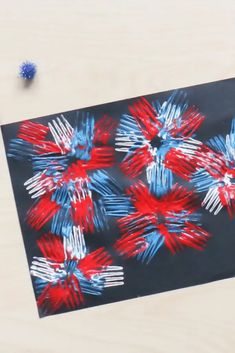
[0,1,235,352]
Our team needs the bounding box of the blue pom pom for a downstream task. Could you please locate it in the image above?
[19,61,37,80]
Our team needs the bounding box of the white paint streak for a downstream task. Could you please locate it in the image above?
[49,115,74,153]
[64,226,86,260]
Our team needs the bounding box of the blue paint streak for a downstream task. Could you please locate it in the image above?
[152,90,188,140]
[73,268,103,295]
[137,231,164,264]
[93,200,108,231]
[69,113,94,160]
[7,138,33,160]
[32,155,68,173]
[89,170,121,196]
[191,169,220,192]
[102,195,135,217]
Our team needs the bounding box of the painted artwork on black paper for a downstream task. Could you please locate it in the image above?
[2,78,235,317]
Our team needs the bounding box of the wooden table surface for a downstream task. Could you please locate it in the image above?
[0,1,235,352]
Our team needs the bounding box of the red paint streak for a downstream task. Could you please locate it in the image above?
[78,247,112,279]
[61,161,88,183]
[18,121,49,143]
[118,212,157,234]
[37,276,84,314]
[120,145,154,178]
[164,149,197,180]
[158,223,182,254]
[158,223,210,254]
[129,97,162,140]
[165,143,229,181]
[115,232,148,259]
[57,147,114,185]
[171,107,205,138]
[71,195,94,233]
[82,147,115,170]
[159,184,198,215]
[194,145,227,179]
[177,223,210,251]
[93,115,118,145]
[126,181,198,217]
[115,212,152,258]
[126,182,159,213]
[218,185,235,218]
[37,233,65,262]
[27,194,61,230]
[36,141,62,154]
[17,121,63,154]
